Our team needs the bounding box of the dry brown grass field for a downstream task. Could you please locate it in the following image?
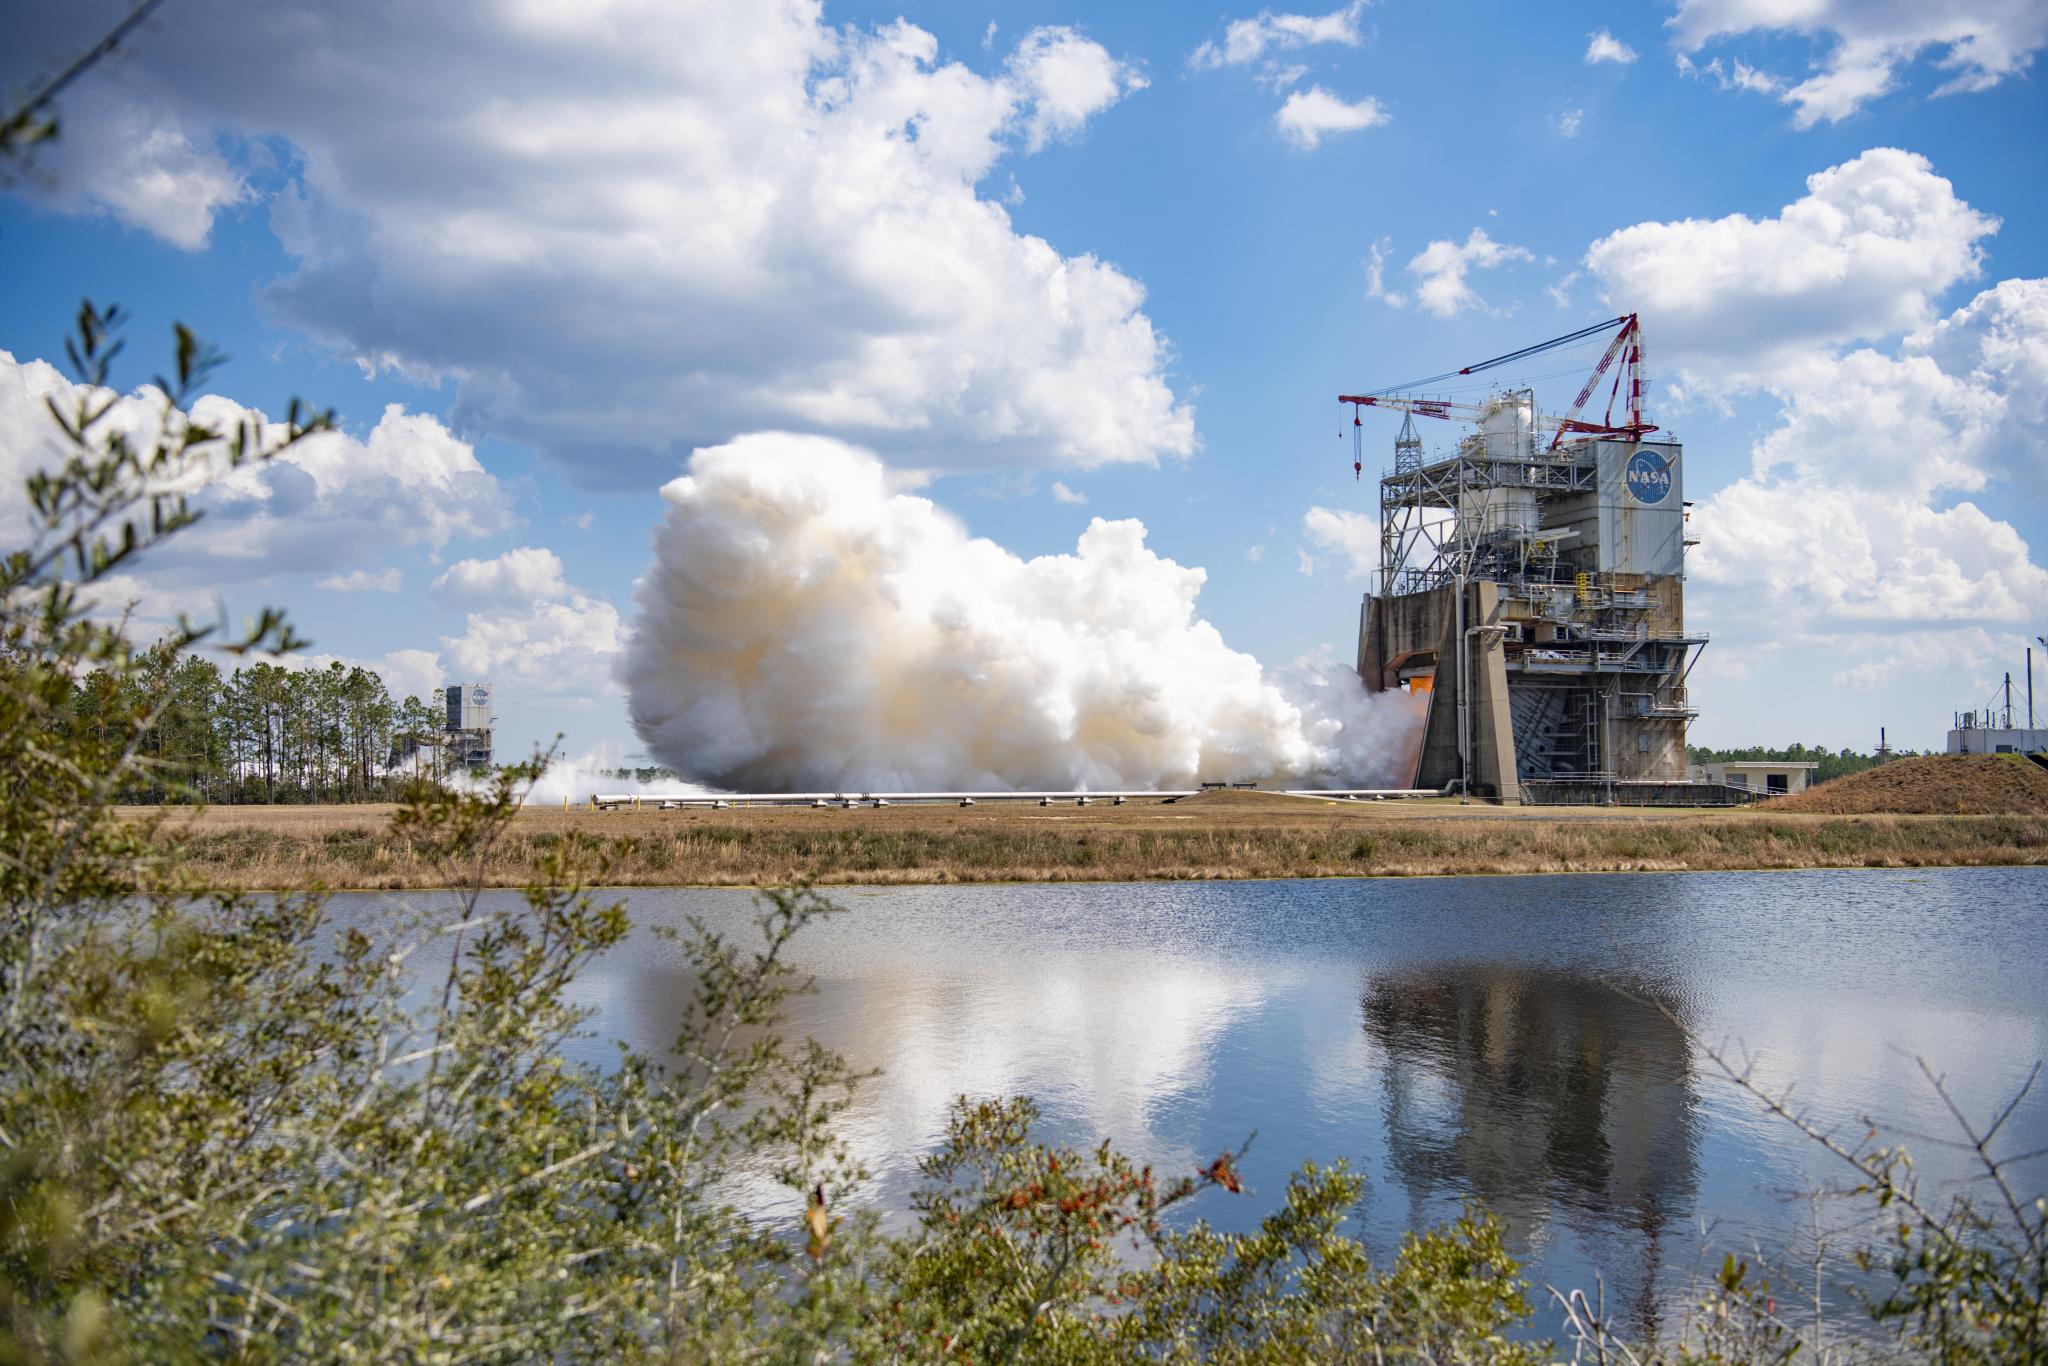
[1764,752,2048,814]
[135,787,2048,890]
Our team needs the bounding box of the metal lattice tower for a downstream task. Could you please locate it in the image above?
[1394,410,1422,473]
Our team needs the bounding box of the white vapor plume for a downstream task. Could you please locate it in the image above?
[455,747,709,807]
[624,435,1424,791]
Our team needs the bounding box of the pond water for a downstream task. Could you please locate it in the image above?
[333,866,2048,1338]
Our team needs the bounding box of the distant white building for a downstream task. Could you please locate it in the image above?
[1947,720,2048,755]
[1688,761,1818,797]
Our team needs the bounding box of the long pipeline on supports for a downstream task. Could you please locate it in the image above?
[588,789,1203,810]
[1280,788,1448,800]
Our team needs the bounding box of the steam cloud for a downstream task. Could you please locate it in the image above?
[624,435,1423,791]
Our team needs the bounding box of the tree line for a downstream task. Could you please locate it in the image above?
[57,647,456,804]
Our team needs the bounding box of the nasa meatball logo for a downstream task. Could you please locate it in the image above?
[1624,451,1671,505]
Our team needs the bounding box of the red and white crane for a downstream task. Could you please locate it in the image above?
[1339,314,1655,476]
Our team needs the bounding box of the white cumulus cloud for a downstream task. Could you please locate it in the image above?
[0,351,513,578]
[368,648,447,705]
[1669,0,2048,126]
[1690,279,2048,649]
[316,568,402,593]
[1585,29,1639,65]
[1190,2,1370,69]
[1302,506,1379,579]
[5,3,1182,479]
[1909,276,2048,497]
[1365,237,1407,308]
[16,97,249,250]
[1406,228,1533,318]
[439,551,623,710]
[427,545,626,710]
[1584,148,1997,387]
[1009,25,1148,151]
[1274,86,1389,148]
[1050,480,1088,504]
[431,547,571,607]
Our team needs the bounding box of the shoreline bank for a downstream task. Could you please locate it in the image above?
[139,798,2048,891]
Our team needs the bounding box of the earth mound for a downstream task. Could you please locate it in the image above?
[1765,754,2048,815]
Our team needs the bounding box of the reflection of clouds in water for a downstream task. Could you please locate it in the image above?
[810,959,1269,1173]
[577,914,1278,1218]
[1710,989,2048,1140]
[1303,995,1377,1113]
[1684,986,2048,1266]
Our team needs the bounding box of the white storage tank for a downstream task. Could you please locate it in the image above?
[1479,393,1535,460]
[1458,486,1539,542]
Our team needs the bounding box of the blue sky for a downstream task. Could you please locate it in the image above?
[3,0,2045,769]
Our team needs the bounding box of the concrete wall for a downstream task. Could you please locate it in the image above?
[1607,704,1689,782]
[1359,588,1458,691]
[1406,582,1518,803]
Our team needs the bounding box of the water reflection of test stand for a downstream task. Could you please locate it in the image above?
[1361,964,1699,1336]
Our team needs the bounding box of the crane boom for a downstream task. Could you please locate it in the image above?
[1362,315,1632,397]
[1340,314,1657,463]
[1337,394,1559,427]
[1335,392,1642,437]
[1552,315,1634,448]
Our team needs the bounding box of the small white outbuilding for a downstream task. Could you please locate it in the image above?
[1688,761,1819,797]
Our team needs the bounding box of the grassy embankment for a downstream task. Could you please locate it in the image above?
[143,786,2048,890]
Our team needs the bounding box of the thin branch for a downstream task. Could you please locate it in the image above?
[1,0,169,151]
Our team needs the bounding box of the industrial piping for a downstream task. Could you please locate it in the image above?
[587,788,1444,811]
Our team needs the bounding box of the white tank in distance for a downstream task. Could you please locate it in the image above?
[1457,393,1539,542]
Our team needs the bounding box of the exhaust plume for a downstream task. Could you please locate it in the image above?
[514,749,708,807]
[624,434,1423,791]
